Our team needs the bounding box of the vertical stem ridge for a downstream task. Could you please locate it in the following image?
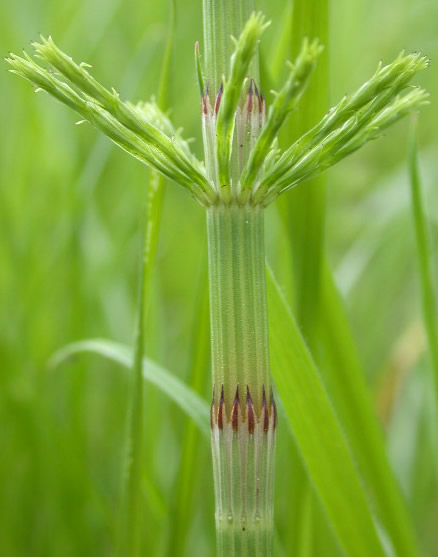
[208,205,270,409]
[203,0,258,96]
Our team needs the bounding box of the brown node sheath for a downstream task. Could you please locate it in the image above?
[218,384,224,430]
[231,385,240,432]
[262,385,269,433]
[246,385,255,435]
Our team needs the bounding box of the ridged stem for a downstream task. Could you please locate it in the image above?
[207,204,276,557]
[203,0,258,97]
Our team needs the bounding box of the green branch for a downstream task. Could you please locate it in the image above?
[215,12,269,194]
[7,42,215,205]
[241,38,323,194]
[260,52,429,203]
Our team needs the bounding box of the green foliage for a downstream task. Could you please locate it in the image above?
[2,0,438,556]
[318,261,419,557]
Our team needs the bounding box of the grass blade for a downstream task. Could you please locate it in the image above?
[266,265,386,557]
[409,124,438,414]
[49,339,210,436]
[319,259,419,557]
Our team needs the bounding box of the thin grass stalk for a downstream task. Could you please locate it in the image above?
[116,4,175,555]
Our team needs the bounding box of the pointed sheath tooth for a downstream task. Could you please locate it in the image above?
[262,385,269,433]
[246,386,255,435]
[254,82,262,113]
[231,386,240,433]
[214,82,223,115]
[218,385,224,430]
[195,41,205,99]
[202,84,210,115]
[257,87,265,113]
[271,388,278,431]
[202,93,208,115]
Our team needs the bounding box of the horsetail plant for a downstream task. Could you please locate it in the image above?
[7,1,429,554]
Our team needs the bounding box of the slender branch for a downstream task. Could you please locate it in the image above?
[260,52,429,203]
[240,39,323,192]
[7,44,214,204]
[215,13,269,196]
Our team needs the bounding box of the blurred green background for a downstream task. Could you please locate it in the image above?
[1,0,437,555]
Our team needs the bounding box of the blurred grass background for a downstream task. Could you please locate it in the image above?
[1,0,437,555]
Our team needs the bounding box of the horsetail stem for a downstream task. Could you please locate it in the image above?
[207,204,276,556]
[6,2,429,555]
[201,5,277,553]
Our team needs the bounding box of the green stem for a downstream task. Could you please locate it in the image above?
[117,173,165,557]
[202,3,275,555]
[203,0,258,96]
[207,204,276,557]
